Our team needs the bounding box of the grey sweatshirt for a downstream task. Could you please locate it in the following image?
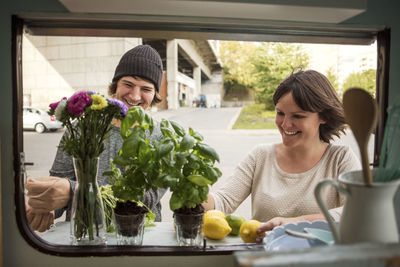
[51,122,166,221]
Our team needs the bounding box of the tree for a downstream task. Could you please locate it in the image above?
[342,69,376,96]
[219,41,257,94]
[251,43,309,110]
[220,42,309,109]
[326,67,339,91]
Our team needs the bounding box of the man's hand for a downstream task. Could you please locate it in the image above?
[26,202,55,232]
[26,177,71,213]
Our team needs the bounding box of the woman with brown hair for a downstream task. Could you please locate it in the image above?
[203,69,360,241]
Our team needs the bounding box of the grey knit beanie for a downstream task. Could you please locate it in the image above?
[112,45,163,91]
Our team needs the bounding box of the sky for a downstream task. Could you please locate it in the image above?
[301,41,377,86]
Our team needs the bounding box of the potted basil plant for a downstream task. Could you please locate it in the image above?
[155,120,222,246]
[103,106,160,245]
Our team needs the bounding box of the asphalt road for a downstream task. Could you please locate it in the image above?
[23,107,372,222]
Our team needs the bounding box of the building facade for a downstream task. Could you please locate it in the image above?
[23,35,222,110]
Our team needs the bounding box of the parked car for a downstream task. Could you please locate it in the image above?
[23,106,63,133]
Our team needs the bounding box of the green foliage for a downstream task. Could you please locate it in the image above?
[100,185,117,232]
[157,120,222,211]
[326,67,340,91]
[104,106,161,203]
[104,106,222,215]
[342,69,376,96]
[100,185,156,230]
[252,43,309,110]
[220,41,257,93]
[220,42,309,109]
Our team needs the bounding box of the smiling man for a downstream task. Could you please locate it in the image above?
[25,45,166,232]
[109,44,163,110]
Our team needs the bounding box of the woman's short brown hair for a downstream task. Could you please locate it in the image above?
[273,69,346,143]
[108,76,162,105]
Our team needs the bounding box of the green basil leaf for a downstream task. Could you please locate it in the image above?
[196,143,220,162]
[175,152,189,167]
[189,127,204,141]
[162,175,178,188]
[112,155,131,166]
[170,193,183,211]
[160,119,170,129]
[186,174,212,186]
[146,114,154,134]
[156,141,174,157]
[135,106,145,123]
[122,132,142,157]
[160,126,174,139]
[120,112,136,138]
[179,134,196,151]
[186,158,200,169]
[187,188,199,201]
[170,120,186,137]
[204,166,222,183]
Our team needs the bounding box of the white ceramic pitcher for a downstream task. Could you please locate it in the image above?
[315,169,400,244]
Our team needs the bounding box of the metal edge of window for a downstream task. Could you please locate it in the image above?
[12,13,389,257]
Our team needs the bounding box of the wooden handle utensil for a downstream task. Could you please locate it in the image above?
[343,88,378,185]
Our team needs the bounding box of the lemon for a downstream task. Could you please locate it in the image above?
[202,215,232,240]
[225,214,246,236]
[239,219,262,243]
[203,209,225,223]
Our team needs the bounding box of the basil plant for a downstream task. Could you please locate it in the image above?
[154,120,222,211]
[103,106,164,204]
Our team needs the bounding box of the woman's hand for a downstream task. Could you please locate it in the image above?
[255,217,294,242]
[201,194,215,211]
[255,214,326,242]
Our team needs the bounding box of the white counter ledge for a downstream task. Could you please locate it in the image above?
[39,221,264,249]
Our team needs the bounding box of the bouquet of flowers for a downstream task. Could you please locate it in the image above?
[49,90,128,158]
[49,90,128,245]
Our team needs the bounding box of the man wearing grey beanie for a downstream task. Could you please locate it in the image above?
[26,45,167,232]
[109,44,163,109]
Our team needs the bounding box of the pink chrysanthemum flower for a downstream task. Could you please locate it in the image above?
[67,91,92,116]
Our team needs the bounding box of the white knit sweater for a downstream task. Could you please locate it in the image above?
[211,143,361,222]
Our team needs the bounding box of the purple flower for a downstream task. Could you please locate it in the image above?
[67,91,92,116]
[49,97,67,110]
[108,98,128,116]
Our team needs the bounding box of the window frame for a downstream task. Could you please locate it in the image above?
[12,13,390,257]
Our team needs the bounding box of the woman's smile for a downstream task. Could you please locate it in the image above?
[275,92,325,148]
[283,130,299,136]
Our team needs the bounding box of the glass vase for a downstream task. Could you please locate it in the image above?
[70,157,107,245]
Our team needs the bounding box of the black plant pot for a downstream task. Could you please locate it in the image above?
[113,201,147,245]
[174,206,204,246]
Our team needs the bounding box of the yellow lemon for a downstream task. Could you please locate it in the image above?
[202,215,232,240]
[203,209,225,223]
[239,220,262,243]
[225,214,246,236]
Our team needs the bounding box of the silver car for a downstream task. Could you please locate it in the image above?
[23,106,63,133]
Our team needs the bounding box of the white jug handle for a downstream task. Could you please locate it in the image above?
[314,179,348,244]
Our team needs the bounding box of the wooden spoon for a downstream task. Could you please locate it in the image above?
[343,88,378,185]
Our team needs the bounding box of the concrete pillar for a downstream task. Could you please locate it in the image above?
[193,66,202,97]
[166,40,179,109]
